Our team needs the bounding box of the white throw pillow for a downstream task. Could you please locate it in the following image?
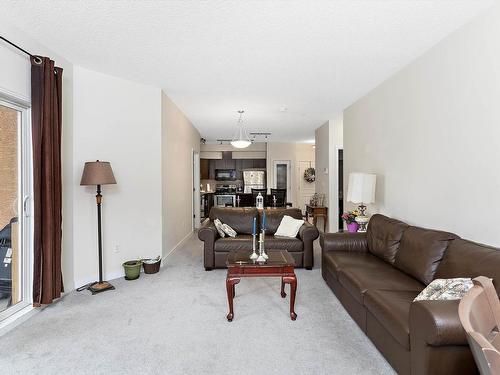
[221,223,237,238]
[275,215,304,238]
[213,219,225,238]
[413,278,474,302]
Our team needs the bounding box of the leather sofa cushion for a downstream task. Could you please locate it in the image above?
[339,263,424,304]
[394,226,458,285]
[364,290,420,349]
[435,238,500,294]
[323,252,385,279]
[210,207,258,235]
[261,208,303,235]
[265,237,303,252]
[213,235,303,252]
[367,214,409,264]
[214,235,253,251]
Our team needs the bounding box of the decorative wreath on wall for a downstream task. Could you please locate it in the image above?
[303,167,316,183]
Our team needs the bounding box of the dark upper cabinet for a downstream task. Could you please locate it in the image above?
[253,159,266,169]
[214,159,225,170]
[205,157,266,181]
[200,159,210,180]
[225,159,236,169]
[241,159,253,171]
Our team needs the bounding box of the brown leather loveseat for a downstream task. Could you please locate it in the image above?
[199,207,319,270]
[321,214,500,375]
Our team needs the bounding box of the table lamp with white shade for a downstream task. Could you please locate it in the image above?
[347,172,376,232]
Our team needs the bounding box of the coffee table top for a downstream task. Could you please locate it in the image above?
[226,250,295,267]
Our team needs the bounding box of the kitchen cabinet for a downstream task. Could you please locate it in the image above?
[253,159,266,169]
[205,158,267,181]
[200,159,209,180]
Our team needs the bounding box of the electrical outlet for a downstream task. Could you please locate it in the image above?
[113,244,120,253]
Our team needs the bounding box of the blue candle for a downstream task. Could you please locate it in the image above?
[252,217,256,235]
[262,212,266,231]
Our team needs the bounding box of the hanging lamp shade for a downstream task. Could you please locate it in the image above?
[230,110,251,149]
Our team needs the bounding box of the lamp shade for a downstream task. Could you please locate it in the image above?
[347,172,376,204]
[80,161,116,186]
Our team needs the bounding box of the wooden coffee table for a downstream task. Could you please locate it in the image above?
[225,250,297,321]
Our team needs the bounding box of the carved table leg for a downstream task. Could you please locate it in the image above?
[283,275,298,320]
[226,277,240,322]
[281,277,286,298]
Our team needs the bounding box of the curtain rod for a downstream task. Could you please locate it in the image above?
[0,35,34,57]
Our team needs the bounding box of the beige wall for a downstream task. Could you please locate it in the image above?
[344,5,500,246]
[0,106,17,229]
[315,121,329,207]
[315,116,343,232]
[73,66,163,286]
[162,92,200,257]
[266,142,315,210]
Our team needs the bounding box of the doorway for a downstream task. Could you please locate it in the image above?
[338,148,344,231]
[0,95,32,323]
[192,150,201,230]
[273,160,291,202]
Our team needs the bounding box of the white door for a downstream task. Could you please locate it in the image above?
[192,151,201,229]
[298,161,315,214]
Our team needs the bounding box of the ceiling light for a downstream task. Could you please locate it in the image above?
[230,110,251,149]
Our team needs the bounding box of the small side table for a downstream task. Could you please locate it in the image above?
[305,204,328,232]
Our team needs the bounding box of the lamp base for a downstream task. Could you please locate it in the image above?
[89,281,115,294]
[76,281,115,295]
[355,216,370,233]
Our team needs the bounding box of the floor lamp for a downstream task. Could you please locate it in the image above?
[79,160,117,294]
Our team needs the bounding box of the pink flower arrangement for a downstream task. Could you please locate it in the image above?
[341,210,360,224]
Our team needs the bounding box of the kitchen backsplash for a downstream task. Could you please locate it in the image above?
[200,179,244,192]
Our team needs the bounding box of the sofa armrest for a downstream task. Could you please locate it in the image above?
[198,222,218,243]
[410,300,468,346]
[297,222,319,269]
[298,222,319,242]
[320,232,368,253]
[198,222,218,270]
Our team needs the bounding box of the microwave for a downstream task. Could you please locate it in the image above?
[215,169,237,181]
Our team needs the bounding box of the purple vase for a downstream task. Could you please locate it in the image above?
[347,222,359,233]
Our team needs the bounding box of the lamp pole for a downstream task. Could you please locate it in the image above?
[96,184,103,283]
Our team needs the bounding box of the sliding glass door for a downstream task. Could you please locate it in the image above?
[0,96,32,321]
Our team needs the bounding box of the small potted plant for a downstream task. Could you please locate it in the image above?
[142,256,162,274]
[342,210,360,233]
[123,260,142,280]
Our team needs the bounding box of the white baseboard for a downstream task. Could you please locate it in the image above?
[163,230,194,262]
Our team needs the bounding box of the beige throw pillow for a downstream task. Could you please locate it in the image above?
[275,215,304,238]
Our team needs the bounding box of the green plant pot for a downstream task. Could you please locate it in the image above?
[123,260,142,280]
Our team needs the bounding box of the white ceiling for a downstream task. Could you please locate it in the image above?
[0,0,495,142]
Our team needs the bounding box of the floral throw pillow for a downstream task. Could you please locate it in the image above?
[221,223,237,238]
[214,219,226,238]
[413,278,474,302]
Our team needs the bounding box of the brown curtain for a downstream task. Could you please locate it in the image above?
[31,56,63,306]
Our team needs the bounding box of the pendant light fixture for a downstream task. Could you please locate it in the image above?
[230,110,252,149]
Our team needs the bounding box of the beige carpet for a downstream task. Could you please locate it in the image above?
[0,233,394,375]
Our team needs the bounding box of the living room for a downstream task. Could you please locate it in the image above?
[1,1,500,374]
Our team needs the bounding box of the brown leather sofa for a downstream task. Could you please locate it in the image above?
[199,207,319,270]
[321,214,500,375]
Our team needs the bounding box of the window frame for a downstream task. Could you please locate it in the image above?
[0,90,33,322]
